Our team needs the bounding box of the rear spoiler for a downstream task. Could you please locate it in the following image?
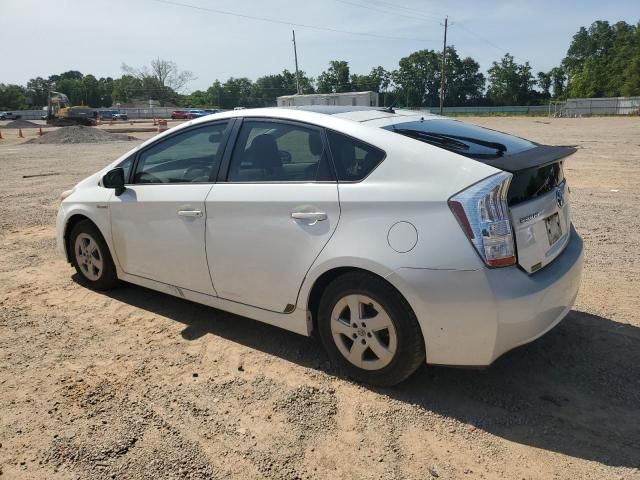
[484,145,577,173]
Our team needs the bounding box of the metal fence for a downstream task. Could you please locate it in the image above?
[5,97,640,120]
[2,107,178,120]
[416,105,550,115]
[408,97,640,116]
[558,97,640,116]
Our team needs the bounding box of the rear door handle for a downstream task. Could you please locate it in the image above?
[178,210,203,217]
[291,211,327,224]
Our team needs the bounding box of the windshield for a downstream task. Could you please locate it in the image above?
[385,119,535,160]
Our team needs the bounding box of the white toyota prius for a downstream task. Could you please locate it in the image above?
[57,106,583,386]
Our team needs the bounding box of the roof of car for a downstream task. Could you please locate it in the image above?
[284,105,435,122]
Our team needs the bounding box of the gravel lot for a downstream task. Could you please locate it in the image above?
[0,117,639,479]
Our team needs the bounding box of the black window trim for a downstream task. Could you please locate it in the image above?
[127,118,235,186]
[217,116,338,184]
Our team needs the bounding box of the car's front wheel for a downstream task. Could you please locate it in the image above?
[318,272,425,387]
[69,220,119,290]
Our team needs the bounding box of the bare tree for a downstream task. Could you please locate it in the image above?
[121,58,195,101]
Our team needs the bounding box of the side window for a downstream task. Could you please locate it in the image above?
[326,130,385,181]
[133,122,229,184]
[117,156,133,182]
[227,121,333,182]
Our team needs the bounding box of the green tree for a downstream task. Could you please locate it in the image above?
[182,90,212,108]
[537,71,552,97]
[445,49,485,106]
[207,80,225,108]
[26,77,51,107]
[393,49,442,107]
[111,75,143,104]
[206,77,256,108]
[487,53,536,105]
[0,84,28,110]
[549,67,567,98]
[563,20,640,97]
[317,61,351,93]
[96,77,114,107]
[251,69,314,106]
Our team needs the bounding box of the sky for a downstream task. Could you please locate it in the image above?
[2,0,639,92]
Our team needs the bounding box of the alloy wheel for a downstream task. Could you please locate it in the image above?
[74,233,103,281]
[330,294,398,371]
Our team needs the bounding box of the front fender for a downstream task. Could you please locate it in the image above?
[58,188,115,267]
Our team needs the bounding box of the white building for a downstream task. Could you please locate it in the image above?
[277,91,379,108]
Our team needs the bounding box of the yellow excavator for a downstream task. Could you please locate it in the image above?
[46,91,96,126]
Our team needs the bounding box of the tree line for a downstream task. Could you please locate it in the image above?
[1,20,638,111]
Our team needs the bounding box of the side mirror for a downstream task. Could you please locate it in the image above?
[103,167,126,196]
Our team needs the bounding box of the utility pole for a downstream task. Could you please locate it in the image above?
[439,17,448,115]
[292,30,301,95]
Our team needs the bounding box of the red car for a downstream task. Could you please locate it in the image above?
[170,110,193,120]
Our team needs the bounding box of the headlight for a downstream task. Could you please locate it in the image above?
[60,188,75,202]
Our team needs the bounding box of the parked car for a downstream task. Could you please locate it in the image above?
[96,110,118,121]
[188,110,207,118]
[203,108,221,115]
[0,111,22,120]
[112,112,128,121]
[56,106,583,386]
[171,110,192,120]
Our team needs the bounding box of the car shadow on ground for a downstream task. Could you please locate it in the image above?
[94,279,640,469]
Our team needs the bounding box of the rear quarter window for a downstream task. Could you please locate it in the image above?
[326,130,385,181]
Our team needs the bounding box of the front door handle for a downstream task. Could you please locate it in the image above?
[178,210,203,218]
[291,211,327,225]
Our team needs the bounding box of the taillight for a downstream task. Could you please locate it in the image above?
[448,172,516,267]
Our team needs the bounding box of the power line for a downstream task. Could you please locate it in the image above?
[150,0,436,43]
[367,0,445,20]
[333,0,440,24]
[453,23,510,56]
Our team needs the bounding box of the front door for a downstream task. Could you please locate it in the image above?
[205,119,340,312]
[110,121,230,295]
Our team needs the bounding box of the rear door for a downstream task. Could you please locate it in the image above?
[205,118,340,312]
[109,121,231,295]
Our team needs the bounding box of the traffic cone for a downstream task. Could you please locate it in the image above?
[18,128,24,138]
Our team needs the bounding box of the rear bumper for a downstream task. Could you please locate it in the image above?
[389,225,584,366]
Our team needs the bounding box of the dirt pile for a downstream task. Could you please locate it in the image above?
[3,119,43,129]
[26,126,136,144]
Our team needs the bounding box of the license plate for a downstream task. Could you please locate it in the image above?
[545,212,562,245]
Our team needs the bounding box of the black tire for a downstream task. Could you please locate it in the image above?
[317,271,425,387]
[68,220,119,290]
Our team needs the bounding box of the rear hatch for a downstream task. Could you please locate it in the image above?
[385,118,576,273]
[485,146,574,273]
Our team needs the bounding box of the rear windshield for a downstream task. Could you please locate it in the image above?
[385,119,535,160]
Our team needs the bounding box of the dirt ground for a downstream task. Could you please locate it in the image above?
[0,116,639,479]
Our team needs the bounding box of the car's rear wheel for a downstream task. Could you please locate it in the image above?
[69,220,119,290]
[318,272,425,387]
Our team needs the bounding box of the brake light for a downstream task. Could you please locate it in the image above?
[449,172,516,267]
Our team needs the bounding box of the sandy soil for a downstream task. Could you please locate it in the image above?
[0,117,639,479]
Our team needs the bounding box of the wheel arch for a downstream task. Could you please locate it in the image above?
[304,264,420,339]
[63,214,104,263]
